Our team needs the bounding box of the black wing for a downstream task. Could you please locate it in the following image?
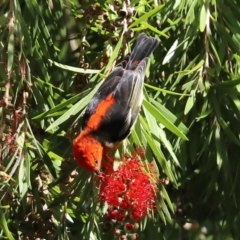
[82,33,160,144]
[93,59,148,144]
[82,67,124,128]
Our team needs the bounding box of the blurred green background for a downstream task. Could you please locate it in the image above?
[1,0,240,239]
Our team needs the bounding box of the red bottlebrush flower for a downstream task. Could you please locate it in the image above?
[98,151,158,222]
[107,209,125,222]
[99,175,126,206]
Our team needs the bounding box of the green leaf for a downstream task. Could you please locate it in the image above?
[130,4,165,28]
[0,205,14,240]
[184,92,195,115]
[159,198,172,223]
[7,31,14,71]
[151,99,188,134]
[141,21,168,38]
[161,185,175,213]
[33,91,84,120]
[141,120,176,184]
[209,39,222,66]
[176,60,205,75]
[215,125,223,168]
[213,78,240,88]
[46,81,102,131]
[162,39,179,64]
[105,34,123,72]
[143,99,188,140]
[145,83,191,96]
[199,5,207,32]
[158,127,181,167]
[48,60,100,74]
[218,117,240,146]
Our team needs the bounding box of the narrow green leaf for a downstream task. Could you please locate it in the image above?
[158,127,181,167]
[159,198,172,223]
[199,5,207,32]
[143,100,188,140]
[161,185,175,213]
[48,60,100,74]
[213,21,238,53]
[151,99,188,134]
[130,4,165,28]
[141,21,168,38]
[18,15,33,54]
[196,108,212,121]
[19,158,28,199]
[209,39,222,66]
[0,206,14,240]
[185,0,198,24]
[46,82,102,131]
[35,77,64,91]
[218,117,240,146]
[141,124,175,184]
[157,208,166,225]
[215,125,223,168]
[142,104,160,138]
[33,91,84,120]
[213,78,240,88]
[131,128,142,146]
[176,60,204,75]
[162,39,179,64]
[105,34,123,72]
[7,31,14,71]
[184,92,195,115]
[233,53,240,63]
[145,83,191,96]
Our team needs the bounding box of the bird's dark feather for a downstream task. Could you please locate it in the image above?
[82,33,160,144]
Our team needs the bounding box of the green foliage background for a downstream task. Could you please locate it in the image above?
[1,0,240,239]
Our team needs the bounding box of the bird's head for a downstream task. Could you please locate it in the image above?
[73,133,103,172]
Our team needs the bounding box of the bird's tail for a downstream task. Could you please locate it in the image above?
[126,33,160,70]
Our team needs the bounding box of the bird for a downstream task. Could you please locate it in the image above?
[73,33,160,172]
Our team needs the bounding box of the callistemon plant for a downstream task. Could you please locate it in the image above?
[97,149,161,239]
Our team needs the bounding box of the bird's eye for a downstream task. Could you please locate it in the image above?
[95,160,101,174]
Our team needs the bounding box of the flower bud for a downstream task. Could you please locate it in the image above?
[124,222,134,231]
[120,235,127,240]
[130,233,139,240]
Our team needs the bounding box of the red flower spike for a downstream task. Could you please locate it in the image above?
[98,150,158,223]
[107,209,125,222]
[99,176,126,206]
[134,146,145,158]
[119,199,130,210]
[131,208,145,221]
[102,151,115,173]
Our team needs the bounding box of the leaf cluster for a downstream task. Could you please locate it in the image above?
[1,0,240,239]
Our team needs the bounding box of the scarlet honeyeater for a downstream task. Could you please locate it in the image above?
[73,33,160,171]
